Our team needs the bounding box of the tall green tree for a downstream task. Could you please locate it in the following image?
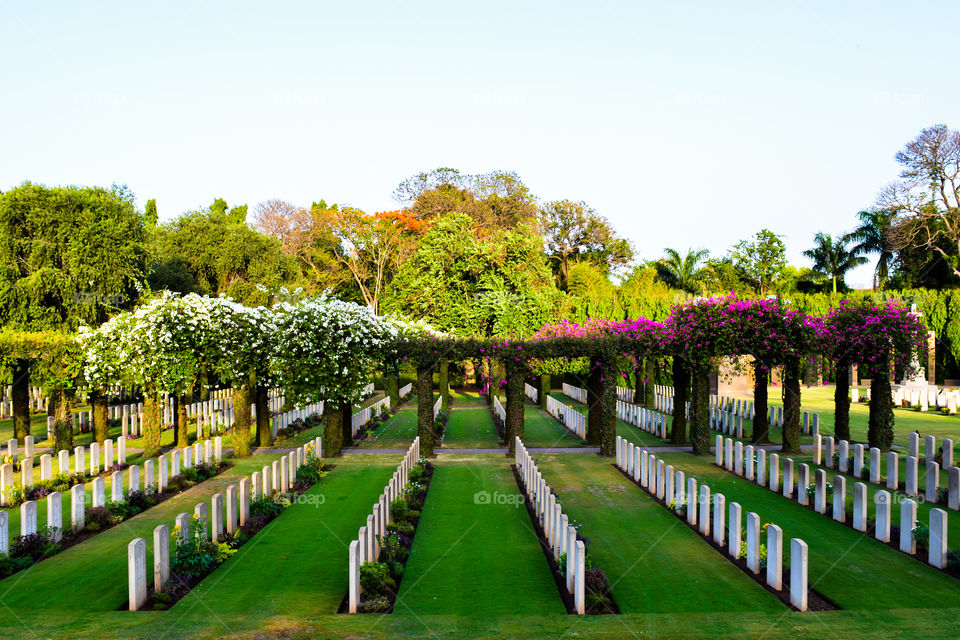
[150,203,299,304]
[729,229,788,294]
[0,182,146,441]
[850,209,896,289]
[538,199,633,289]
[654,248,708,294]
[384,212,560,338]
[802,232,867,293]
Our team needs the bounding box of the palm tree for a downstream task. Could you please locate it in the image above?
[655,248,709,294]
[849,209,896,289]
[802,232,868,293]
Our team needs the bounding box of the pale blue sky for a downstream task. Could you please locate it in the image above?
[2,1,957,287]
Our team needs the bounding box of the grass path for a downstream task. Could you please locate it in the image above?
[535,454,784,614]
[521,404,582,448]
[655,451,960,609]
[174,455,400,620]
[396,457,564,616]
[442,398,499,448]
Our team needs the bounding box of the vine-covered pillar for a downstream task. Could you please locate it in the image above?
[689,365,711,455]
[644,358,656,406]
[385,364,400,408]
[231,386,253,457]
[752,363,770,444]
[174,393,190,447]
[505,360,525,453]
[834,361,851,441]
[49,387,74,452]
[590,358,618,457]
[586,358,603,446]
[12,359,30,442]
[322,404,343,457]
[90,390,109,445]
[439,360,450,412]
[255,383,271,447]
[416,362,435,456]
[670,357,689,444]
[142,390,163,458]
[781,357,802,453]
[340,399,354,448]
[868,356,894,450]
[539,373,550,410]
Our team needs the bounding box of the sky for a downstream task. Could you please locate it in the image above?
[1,1,958,288]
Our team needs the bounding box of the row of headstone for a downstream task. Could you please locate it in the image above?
[433,394,442,419]
[616,385,634,403]
[562,383,588,404]
[273,401,324,440]
[616,399,668,438]
[348,437,420,613]
[129,436,321,610]
[398,382,413,397]
[716,435,951,571]
[617,436,809,610]
[0,435,129,505]
[517,437,586,614]
[493,395,506,424]
[524,383,539,404]
[546,395,586,439]
[351,397,390,436]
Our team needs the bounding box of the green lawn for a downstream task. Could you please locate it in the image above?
[520,404,583,448]
[396,456,564,616]
[655,451,960,610]
[535,454,784,614]
[174,454,400,619]
[356,404,419,449]
[442,401,499,448]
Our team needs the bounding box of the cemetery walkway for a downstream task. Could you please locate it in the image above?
[395,457,564,615]
[535,454,785,614]
[172,454,400,620]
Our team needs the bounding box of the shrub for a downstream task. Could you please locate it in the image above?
[360,561,390,596]
[250,495,287,520]
[11,530,60,560]
[85,506,117,530]
[170,515,236,579]
[126,488,158,512]
[386,522,414,537]
[0,553,34,578]
[390,498,409,523]
[584,567,611,596]
[357,595,391,613]
[377,533,408,565]
[914,521,930,548]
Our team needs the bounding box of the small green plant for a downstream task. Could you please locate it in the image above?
[359,561,391,596]
[170,514,237,579]
[913,520,930,547]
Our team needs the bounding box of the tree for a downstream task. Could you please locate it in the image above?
[145,199,158,227]
[151,203,299,304]
[384,212,560,338]
[654,248,709,294]
[850,209,896,289]
[321,208,419,314]
[729,229,787,294]
[802,232,867,293]
[394,168,538,231]
[882,125,960,278]
[253,199,350,294]
[538,200,633,289]
[0,182,146,441]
